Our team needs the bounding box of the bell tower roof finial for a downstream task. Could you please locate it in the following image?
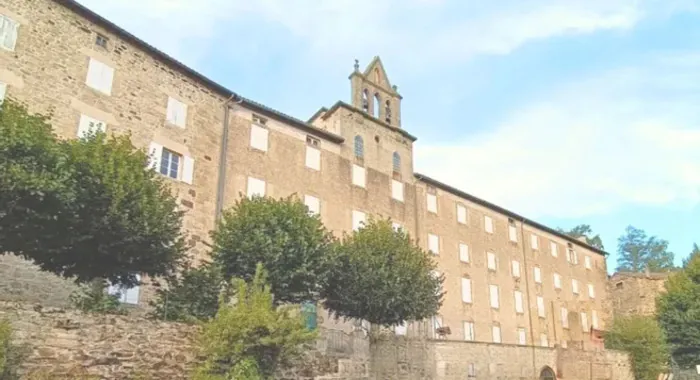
[354,59,360,72]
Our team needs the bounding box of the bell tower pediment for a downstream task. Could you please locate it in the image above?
[349,56,402,128]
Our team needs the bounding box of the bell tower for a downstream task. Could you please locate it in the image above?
[349,56,402,127]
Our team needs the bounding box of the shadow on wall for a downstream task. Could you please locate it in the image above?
[0,255,79,307]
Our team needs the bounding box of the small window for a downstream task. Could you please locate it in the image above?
[534,266,542,284]
[463,321,475,341]
[77,114,106,138]
[581,312,589,332]
[354,135,364,159]
[536,296,545,318]
[304,195,320,215]
[511,260,521,278]
[306,135,320,147]
[352,210,366,231]
[561,308,569,328]
[588,284,595,298]
[531,234,539,250]
[0,15,19,51]
[160,149,181,179]
[468,363,476,378]
[489,284,499,309]
[457,204,467,224]
[540,334,549,347]
[461,278,472,303]
[508,219,518,242]
[487,252,497,271]
[392,152,401,173]
[592,310,599,329]
[518,328,527,345]
[305,146,321,171]
[107,274,141,305]
[491,325,502,343]
[484,216,493,233]
[459,243,469,263]
[351,164,366,188]
[428,233,439,254]
[514,290,524,313]
[426,193,438,213]
[246,177,266,198]
[385,99,392,124]
[584,256,592,269]
[252,114,267,125]
[391,180,404,202]
[166,97,188,128]
[553,273,561,289]
[392,222,402,232]
[572,279,579,294]
[394,322,407,336]
[361,89,369,112]
[550,241,558,257]
[95,33,108,48]
[85,58,114,95]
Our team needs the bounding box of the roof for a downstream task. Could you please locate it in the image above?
[610,271,672,280]
[320,101,418,142]
[57,0,345,144]
[414,173,609,257]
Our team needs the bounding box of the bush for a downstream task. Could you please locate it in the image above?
[69,280,126,315]
[193,263,317,380]
[605,315,668,380]
[0,319,10,376]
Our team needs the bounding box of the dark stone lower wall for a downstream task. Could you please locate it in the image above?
[0,254,79,307]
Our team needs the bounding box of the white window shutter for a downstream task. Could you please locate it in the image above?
[305,146,320,170]
[485,216,493,233]
[487,252,497,270]
[181,156,195,184]
[247,177,266,198]
[514,291,523,313]
[531,234,539,249]
[86,58,101,88]
[352,164,366,188]
[428,234,439,254]
[457,205,467,224]
[166,97,187,128]
[395,322,407,336]
[392,222,402,232]
[391,180,404,202]
[1,16,18,51]
[592,310,599,329]
[588,284,595,298]
[426,194,437,213]
[492,326,501,343]
[554,273,561,289]
[537,296,545,317]
[489,285,499,309]
[518,328,527,345]
[352,210,366,231]
[250,125,269,152]
[304,195,320,215]
[551,242,558,257]
[148,142,163,171]
[0,82,6,104]
[540,334,548,347]
[534,267,542,283]
[464,322,474,341]
[509,225,517,242]
[581,312,589,332]
[101,63,114,95]
[461,278,472,303]
[77,115,106,138]
[561,308,569,328]
[512,260,521,278]
[459,244,469,263]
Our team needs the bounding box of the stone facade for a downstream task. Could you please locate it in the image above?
[608,271,670,317]
[1,0,610,349]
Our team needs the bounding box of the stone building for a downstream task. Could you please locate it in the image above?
[608,271,670,317]
[1,0,609,351]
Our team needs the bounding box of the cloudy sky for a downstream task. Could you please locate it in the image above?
[78,0,700,271]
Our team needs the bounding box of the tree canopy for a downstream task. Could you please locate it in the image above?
[605,315,668,380]
[0,101,185,287]
[557,224,604,250]
[616,226,674,273]
[211,195,334,305]
[321,219,443,327]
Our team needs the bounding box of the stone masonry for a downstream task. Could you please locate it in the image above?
[608,271,671,317]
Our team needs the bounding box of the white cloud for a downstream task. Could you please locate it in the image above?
[414,53,700,218]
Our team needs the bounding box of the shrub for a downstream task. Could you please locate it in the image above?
[69,280,126,315]
[605,315,668,380]
[0,319,10,376]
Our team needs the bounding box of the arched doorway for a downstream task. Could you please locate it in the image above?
[539,366,556,380]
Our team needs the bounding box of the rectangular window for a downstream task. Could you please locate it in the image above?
[457,204,467,224]
[0,15,19,51]
[351,164,365,188]
[160,149,181,179]
[392,222,402,232]
[581,312,589,332]
[107,274,141,305]
[592,310,599,329]
[572,279,579,294]
[426,193,438,213]
[468,363,476,378]
[537,296,545,318]
[461,278,472,303]
[250,124,269,152]
[531,234,539,250]
[551,241,558,257]
[518,328,527,345]
[166,97,187,128]
[391,180,404,202]
[352,210,366,231]
[534,267,542,284]
[304,195,320,215]
[305,146,321,170]
[95,33,108,48]
[489,284,499,309]
[484,216,493,233]
[540,334,548,347]
[85,58,114,95]
[428,233,440,254]
[432,316,443,338]
[492,325,502,343]
[0,82,6,104]
[514,290,524,314]
[553,273,561,289]
[585,256,592,269]
[487,252,497,271]
[463,321,475,341]
[246,176,266,198]
[394,322,407,336]
[459,243,470,263]
[511,260,521,278]
[561,307,569,328]
[508,221,518,242]
[568,247,579,264]
[77,114,106,138]
[588,284,595,298]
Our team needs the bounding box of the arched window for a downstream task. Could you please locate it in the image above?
[385,99,392,124]
[539,367,556,380]
[354,135,364,159]
[392,152,401,173]
[362,89,369,112]
[373,93,380,118]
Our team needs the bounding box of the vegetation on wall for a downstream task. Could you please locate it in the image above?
[605,315,668,380]
[321,219,443,327]
[0,100,186,288]
[193,264,316,380]
[557,224,605,250]
[0,319,10,376]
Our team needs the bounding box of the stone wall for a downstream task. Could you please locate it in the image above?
[608,271,670,317]
[0,254,78,308]
[0,302,370,379]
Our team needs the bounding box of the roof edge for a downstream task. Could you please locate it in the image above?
[322,101,417,142]
[414,173,609,257]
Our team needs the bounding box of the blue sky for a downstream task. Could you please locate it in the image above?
[78,0,700,272]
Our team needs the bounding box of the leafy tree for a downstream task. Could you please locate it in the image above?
[617,226,674,273]
[321,219,443,327]
[211,196,334,305]
[682,243,700,268]
[0,101,186,287]
[193,263,316,380]
[149,261,224,322]
[605,315,668,380]
[557,224,605,250]
[657,254,700,368]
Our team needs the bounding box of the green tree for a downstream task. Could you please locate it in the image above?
[657,254,700,368]
[682,243,700,268]
[0,101,186,287]
[193,263,316,380]
[557,224,605,250]
[211,196,334,305]
[605,315,668,380]
[321,219,443,327]
[617,226,674,273]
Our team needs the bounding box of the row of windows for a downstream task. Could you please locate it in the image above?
[353,135,401,173]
